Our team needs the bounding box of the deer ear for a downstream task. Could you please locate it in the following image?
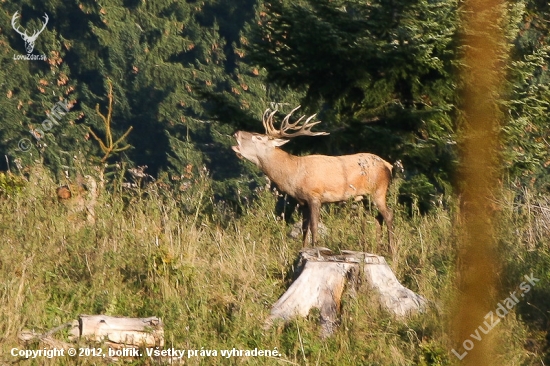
[271,138,290,147]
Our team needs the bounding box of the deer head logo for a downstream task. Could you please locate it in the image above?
[11,11,49,54]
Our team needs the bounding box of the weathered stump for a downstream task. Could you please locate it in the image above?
[266,248,427,336]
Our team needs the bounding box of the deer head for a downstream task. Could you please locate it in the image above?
[232,106,328,167]
[11,11,49,54]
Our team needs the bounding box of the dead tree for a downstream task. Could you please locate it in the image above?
[88,79,133,163]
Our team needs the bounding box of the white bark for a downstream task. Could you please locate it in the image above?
[68,315,164,347]
[266,248,427,336]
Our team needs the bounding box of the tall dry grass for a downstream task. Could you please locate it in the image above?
[0,166,548,365]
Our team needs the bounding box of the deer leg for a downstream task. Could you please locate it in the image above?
[360,200,373,252]
[308,199,321,247]
[375,212,384,247]
[373,192,394,255]
[384,207,394,254]
[301,204,310,247]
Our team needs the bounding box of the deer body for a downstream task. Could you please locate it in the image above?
[232,107,394,250]
[257,147,390,204]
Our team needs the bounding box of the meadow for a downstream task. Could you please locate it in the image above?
[0,166,548,365]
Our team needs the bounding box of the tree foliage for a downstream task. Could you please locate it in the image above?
[247,0,550,208]
[502,0,550,190]
[248,0,459,209]
[0,0,548,209]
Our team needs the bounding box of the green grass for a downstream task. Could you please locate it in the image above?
[0,167,548,365]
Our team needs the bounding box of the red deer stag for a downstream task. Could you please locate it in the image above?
[232,106,394,251]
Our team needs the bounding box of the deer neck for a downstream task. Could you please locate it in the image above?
[258,148,299,191]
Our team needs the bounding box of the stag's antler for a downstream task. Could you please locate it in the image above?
[262,106,329,139]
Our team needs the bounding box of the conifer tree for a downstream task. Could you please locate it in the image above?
[1,0,548,206]
[0,2,82,177]
[248,0,459,210]
[245,0,550,209]
[502,0,550,190]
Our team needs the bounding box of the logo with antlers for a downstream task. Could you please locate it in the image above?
[11,11,49,54]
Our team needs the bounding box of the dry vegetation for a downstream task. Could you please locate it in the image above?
[0,166,548,365]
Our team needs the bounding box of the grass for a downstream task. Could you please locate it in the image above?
[0,166,548,365]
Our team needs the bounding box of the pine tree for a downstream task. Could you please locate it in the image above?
[1,0,548,205]
[502,0,550,190]
[0,2,82,178]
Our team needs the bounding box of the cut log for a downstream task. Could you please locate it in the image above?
[68,315,164,348]
[266,248,427,336]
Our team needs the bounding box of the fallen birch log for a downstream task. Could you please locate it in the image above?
[266,248,427,336]
[68,315,164,348]
[18,315,164,354]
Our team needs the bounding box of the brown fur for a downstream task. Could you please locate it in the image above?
[232,131,394,251]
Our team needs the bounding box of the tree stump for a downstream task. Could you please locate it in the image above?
[266,248,427,336]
